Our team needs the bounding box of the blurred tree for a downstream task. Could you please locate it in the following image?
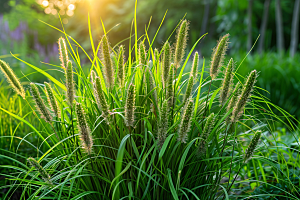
[290,0,300,57]
[275,0,284,55]
[0,0,12,13]
[247,0,253,52]
[258,0,271,54]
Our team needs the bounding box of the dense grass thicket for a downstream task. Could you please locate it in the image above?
[0,15,300,200]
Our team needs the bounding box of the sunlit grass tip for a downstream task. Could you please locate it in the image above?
[0,59,25,99]
[162,41,171,88]
[58,37,69,69]
[117,45,125,85]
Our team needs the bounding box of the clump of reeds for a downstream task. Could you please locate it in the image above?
[27,157,52,185]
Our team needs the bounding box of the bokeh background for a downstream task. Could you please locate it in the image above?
[1,0,300,119]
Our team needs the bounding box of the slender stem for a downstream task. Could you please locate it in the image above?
[227,136,236,189]
[201,79,212,130]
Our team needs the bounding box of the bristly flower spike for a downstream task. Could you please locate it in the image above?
[30,83,52,123]
[117,45,125,85]
[27,157,52,185]
[183,75,194,103]
[157,99,170,148]
[101,35,114,88]
[244,130,262,163]
[58,37,69,69]
[125,83,136,127]
[139,41,147,66]
[0,59,25,99]
[162,41,171,88]
[44,82,60,118]
[154,48,160,66]
[231,70,257,122]
[226,82,240,124]
[94,77,110,124]
[177,98,194,143]
[220,58,235,105]
[65,60,75,106]
[91,70,97,84]
[174,19,189,68]
[197,113,214,157]
[166,63,174,107]
[75,102,93,155]
[191,51,199,79]
[210,34,229,80]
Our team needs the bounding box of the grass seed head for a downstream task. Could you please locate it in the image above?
[177,98,194,143]
[154,48,160,66]
[27,157,52,185]
[0,59,25,99]
[162,41,171,88]
[166,63,174,107]
[210,34,229,80]
[65,60,75,106]
[174,19,189,68]
[94,77,110,124]
[58,37,69,69]
[101,35,114,88]
[191,51,199,79]
[117,45,125,85]
[244,130,262,163]
[139,41,147,66]
[75,102,93,154]
[44,82,60,118]
[157,99,170,148]
[30,83,52,123]
[125,83,136,127]
[220,58,235,105]
[231,70,257,122]
[226,82,240,124]
[183,75,194,103]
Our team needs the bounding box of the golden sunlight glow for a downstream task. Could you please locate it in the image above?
[45,7,51,14]
[63,18,69,24]
[42,0,49,7]
[66,10,74,16]
[51,9,58,15]
[68,4,75,11]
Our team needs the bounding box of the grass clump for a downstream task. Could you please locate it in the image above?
[0,12,298,200]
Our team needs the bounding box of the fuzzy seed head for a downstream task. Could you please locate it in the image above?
[0,59,25,99]
[94,77,110,124]
[157,99,170,148]
[58,37,69,69]
[139,41,147,66]
[27,157,52,185]
[117,45,125,85]
[210,34,229,80]
[202,113,214,140]
[166,64,174,107]
[101,35,114,88]
[191,51,199,79]
[146,67,158,104]
[177,99,194,143]
[244,130,262,163]
[174,20,189,68]
[226,82,240,124]
[44,82,60,118]
[65,61,75,106]
[30,83,52,123]
[91,70,97,84]
[231,70,257,122]
[183,75,194,103]
[75,102,93,154]
[220,58,235,105]
[125,84,136,127]
[162,41,171,88]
